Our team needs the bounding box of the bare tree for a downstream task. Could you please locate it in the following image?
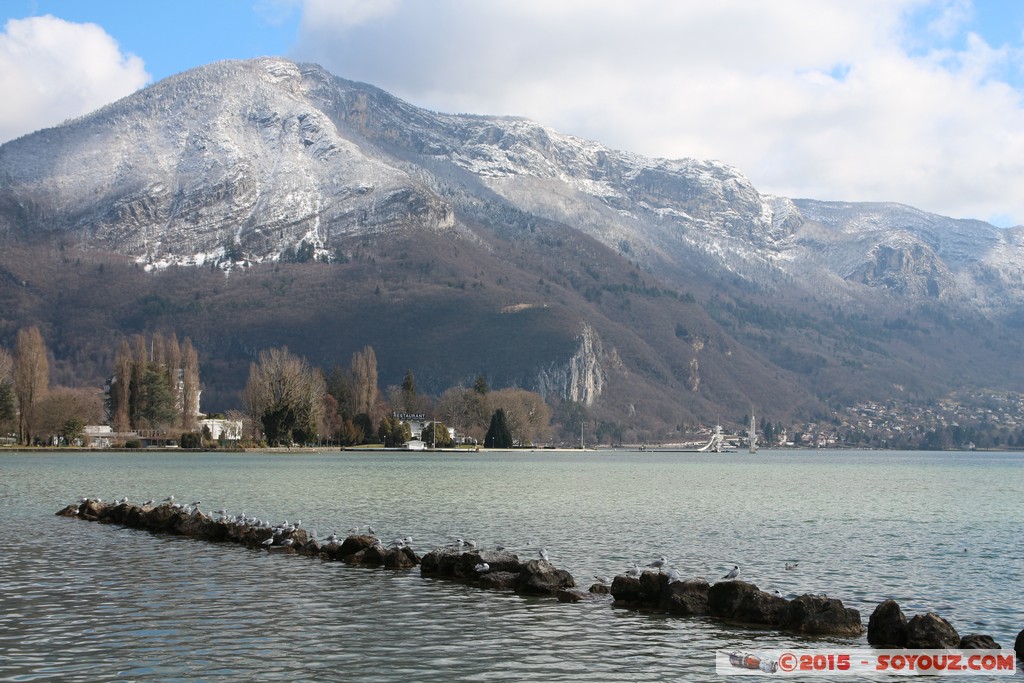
[243,347,324,445]
[111,338,132,432]
[130,334,148,427]
[0,348,14,435]
[38,387,105,444]
[489,388,552,446]
[165,333,181,393]
[180,337,200,430]
[151,332,166,371]
[14,326,49,445]
[0,348,11,381]
[437,386,489,443]
[351,345,378,417]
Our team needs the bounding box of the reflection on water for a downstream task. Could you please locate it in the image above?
[0,450,1021,681]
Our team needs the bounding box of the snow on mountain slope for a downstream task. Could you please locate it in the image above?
[2,56,1024,314]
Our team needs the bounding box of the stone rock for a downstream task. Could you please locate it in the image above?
[611,572,709,615]
[557,588,606,603]
[336,534,377,559]
[733,588,788,626]
[383,546,419,569]
[708,580,787,626]
[78,499,105,521]
[782,595,863,637]
[588,583,611,594]
[515,559,575,595]
[55,504,79,517]
[868,599,908,647]
[959,634,999,649]
[457,550,520,579]
[708,580,762,618]
[299,540,322,557]
[663,578,710,616]
[1015,628,1024,660]
[341,543,419,568]
[267,545,296,555]
[905,612,960,649]
[478,571,519,591]
[420,547,463,577]
[610,575,644,606]
[420,547,518,579]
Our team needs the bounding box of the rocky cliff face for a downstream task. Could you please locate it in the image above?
[536,323,622,406]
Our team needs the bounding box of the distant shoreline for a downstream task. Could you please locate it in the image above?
[0,445,597,454]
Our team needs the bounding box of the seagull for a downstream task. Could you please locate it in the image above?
[348,526,359,535]
[475,562,490,573]
[261,537,274,546]
[626,565,642,578]
[162,495,175,504]
[539,548,550,561]
[281,538,294,547]
[593,575,612,585]
[143,499,154,507]
[785,562,798,570]
[722,565,740,580]
[495,544,506,552]
[367,526,376,536]
[647,555,669,570]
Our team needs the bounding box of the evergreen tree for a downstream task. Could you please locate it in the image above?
[400,368,418,412]
[484,408,514,448]
[423,421,453,447]
[136,366,177,428]
[352,413,374,444]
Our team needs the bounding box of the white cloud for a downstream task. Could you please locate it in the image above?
[291,0,1024,226]
[0,15,150,143]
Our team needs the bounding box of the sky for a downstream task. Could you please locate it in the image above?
[3,1,1024,227]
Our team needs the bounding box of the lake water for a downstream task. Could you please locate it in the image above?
[0,449,1021,681]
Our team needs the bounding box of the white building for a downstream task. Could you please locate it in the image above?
[199,418,243,441]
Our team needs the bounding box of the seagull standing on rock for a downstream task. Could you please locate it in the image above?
[647,555,669,570]
[722,565,740,580]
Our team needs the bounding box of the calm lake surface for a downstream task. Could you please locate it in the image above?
[1,449,1021,681]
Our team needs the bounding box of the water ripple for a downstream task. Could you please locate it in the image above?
[1,450,1021,681]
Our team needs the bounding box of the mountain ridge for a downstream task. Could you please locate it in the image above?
[1,57,1022,439]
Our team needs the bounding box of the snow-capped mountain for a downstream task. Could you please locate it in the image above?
[2,57,1023,428]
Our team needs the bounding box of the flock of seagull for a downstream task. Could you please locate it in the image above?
[84,495,803,585]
